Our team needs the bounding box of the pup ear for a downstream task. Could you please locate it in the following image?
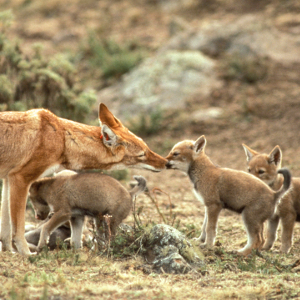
[242,144,258,162]
[194,135,206,154]
[101,125,119,147]
[98,103,122,129]
[268,145,282,166]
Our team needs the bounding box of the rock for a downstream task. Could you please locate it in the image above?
[164,14,300,63]
[191,107,223,122]
[97,50,221,121]
[143,224,205,274]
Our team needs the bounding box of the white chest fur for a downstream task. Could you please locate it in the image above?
[193,188,205,205]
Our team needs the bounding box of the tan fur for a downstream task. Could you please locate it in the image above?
[166,135,291,256]
[0,104,166,255]
[29,173,147,251]
[243,144,300,253]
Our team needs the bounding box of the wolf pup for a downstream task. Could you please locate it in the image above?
[166,135,291,256]
[25,170,78,251]
[243,144,300,253]
[29,173,147,251]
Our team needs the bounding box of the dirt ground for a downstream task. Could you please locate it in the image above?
[1,0,300,299]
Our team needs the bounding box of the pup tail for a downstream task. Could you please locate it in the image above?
[129,176,147,198]
[273,168,292,203]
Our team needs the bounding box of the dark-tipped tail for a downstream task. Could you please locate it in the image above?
[129,175,147,198]
[274,168,292,202]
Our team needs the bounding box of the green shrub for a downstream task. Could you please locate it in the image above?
[0,10,96,122]
[82,31,147,79]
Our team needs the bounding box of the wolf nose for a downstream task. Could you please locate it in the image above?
[165,161,172,169]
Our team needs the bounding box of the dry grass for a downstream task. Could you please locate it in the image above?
[1,171,300,300]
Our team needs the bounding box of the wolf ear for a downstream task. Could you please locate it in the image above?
[242,144,258,162]
[99,103,122,129]
[268,145,282,166]
[101,125,119,147]
[194,135,206,154]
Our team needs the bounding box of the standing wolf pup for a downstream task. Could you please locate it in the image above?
[166,135,291,256]
[0,103,166,255]
[243,144,300,253]
[29,172,147,251]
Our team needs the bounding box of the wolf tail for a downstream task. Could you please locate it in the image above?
[129,175,147,198]
[273,168,292,204]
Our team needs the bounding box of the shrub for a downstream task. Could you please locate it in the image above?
[0,10,96,123]
[82,31,147,80]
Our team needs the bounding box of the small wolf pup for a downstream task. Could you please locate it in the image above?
[243,144,300,253]
[25,170,78,251]
[29,172,147,251]
[165,135,291,256]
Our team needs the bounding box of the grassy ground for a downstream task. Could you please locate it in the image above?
[1,168,300,300]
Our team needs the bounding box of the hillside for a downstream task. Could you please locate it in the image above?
[1,1,300,299]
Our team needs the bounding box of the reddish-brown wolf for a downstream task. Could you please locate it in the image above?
[0,104,166,255]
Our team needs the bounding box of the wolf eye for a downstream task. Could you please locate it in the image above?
[137,153,145,158]
[173,152,180,157]
[247,167,251,172]
[258,169,265,174]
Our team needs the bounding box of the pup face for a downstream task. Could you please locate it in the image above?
[29,198,50,220]
[165,136,207,173]
[242,144,282,185]
[29,182,50,220]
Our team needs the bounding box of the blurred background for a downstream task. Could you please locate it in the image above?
[1,0,300,172]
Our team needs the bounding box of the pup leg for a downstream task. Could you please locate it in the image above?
[203,203,222,248]
[239,209,263,256]
[280,213,296,253]
[195,207,207,243]
[0,178,12,251]
[38,210,71,252]
[262,214,280,251]
[8,174,31,255]
[70,216,85,249]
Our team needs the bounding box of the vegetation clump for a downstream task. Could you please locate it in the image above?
[0,10,96,122]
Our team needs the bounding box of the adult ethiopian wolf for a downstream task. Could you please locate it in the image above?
[0,103,167,255]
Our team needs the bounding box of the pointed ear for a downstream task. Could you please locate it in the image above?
[194,135,206,154]
[101,125,119,147]
[242,144,258,162]
[99,103,122,129]
[268,145,282,166]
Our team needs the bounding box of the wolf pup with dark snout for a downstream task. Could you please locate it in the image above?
[29,172,147,252]
[165,135,291,256]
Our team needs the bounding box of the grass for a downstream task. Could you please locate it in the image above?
[1,244,299,300]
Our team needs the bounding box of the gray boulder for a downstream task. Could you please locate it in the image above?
[143,224,205,274]
[97,50,221,121]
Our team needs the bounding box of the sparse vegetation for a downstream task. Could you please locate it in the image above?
[220,52,269,84]
[0,10,96,122]
[81,31,147,80]
[128,108,164,136]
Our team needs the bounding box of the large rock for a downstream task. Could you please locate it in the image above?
[143,224,205,274]
[97,50,221,121]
